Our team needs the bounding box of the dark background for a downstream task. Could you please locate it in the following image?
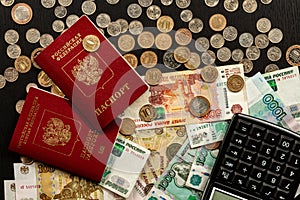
[1,0,300,198]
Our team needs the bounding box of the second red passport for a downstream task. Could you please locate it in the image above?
[9,88,120,181]
[34,15,148,129]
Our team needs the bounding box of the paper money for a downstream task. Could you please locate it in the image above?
[120,64,248,130]
[144,186,173,200]
[155,139,202,200]
[246,73,300,132]
[185,145,219,191]
[100,135,150,198]
[4,180,16,200]
[186,121,228,148]
[13,162,103,200]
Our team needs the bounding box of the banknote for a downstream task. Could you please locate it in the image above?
[186,121,228,148]
[185,144,220,191]
[144,186,173,200]
[120,64,248,130]
[13,162,104,200]
[4,180,16,200]
[246,73,300,132]
[100,135,150,198]
[154,139,202,200]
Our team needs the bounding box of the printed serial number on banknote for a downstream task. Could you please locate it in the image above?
[120,64,248,130]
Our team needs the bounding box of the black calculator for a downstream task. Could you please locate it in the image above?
[202,113,300,200]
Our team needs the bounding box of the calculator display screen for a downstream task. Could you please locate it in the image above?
[209,187,248,200]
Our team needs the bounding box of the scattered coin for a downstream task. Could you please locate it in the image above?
[54,5,67,18]
[161,0,173,6]
[286,45,300,66]
[1,0,14,7]
[174,46,191,63]
[256,17,272,33]
[123,53,138,68]
[31,47,43,69]
[184,52,201,70]
[261,0,272,4]
[119,118,136,136]
[118,34,135,52]
[265,63,279,72]
[138,0,153,7]
[205,141,221,150]
[127,3,142,19]
[106,0,120,4]
[188,18,204,33]
[188,96,211,117]
[267,46,282,62]
[140,51,158,68]
[4,29,19,44]
[210,33,225,49]
[51,83,65,97]
[242,0,258,13]
[39,33,54,48]
[139,104,157,122]
[231,49,244,62]
[180,9,193,22]
[201,65,219,82]
[201,50,216,65]
[26,82,38,93]
[81,0,96,15]
[14,55,32,73]
[41,0,56,8]
[15,99,25,114]
[245,46,261,60]
[96,13,111,28]
[116,18,129,33]
[7,44,21,59]
[82,35,101,52]
[145,68,163,86]
[138,31,155,49]
[20,156,34,165]
[146,5,161,20]
[217,47,231,62]
[107,21,122,36]
[224,0,239,12]
[4,67,19,83]
[163,50,181,69]
[0,75,6,89]
[58,0,73,7]
[166,143,181,160]
[155,33,172,50]
[52,19,65,33]
[255,34,269,49]
[239,32,254,48]
[175,28,192,46]
[205,0,219,7]
[66,14,79,28]
[268,28,283,44]
[26,28,41,44]
[11,3,33,24]
[195,37,210,52]
[209,14,227,32]
[223,26,238,42]
[128,20,144,35]
[157,15,174,33]
[239,58,253,73]
[175,0,191,9]
[37,70,53,87]
[227,74,245,92]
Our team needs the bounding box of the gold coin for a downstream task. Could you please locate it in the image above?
[51,83,65,97]
[286,44,300,66]
[123,53,138,68]
[31,47,43,69]
[227,74,245,92]
[145,68,163,86]
[11,3,33,25]
[119,118,136,136]
[174,46,191,63]
[174,28,192,46]
[188,96,211,117]
[139,104,157,122]
[140,50,158,68]
[82,35,101,52]
[156,15,174,33]
[38,70,53,87]
[20,156,34,165]
[14,55,32,73]
[15,99,25,114]
[205,141,221,150]
[209,13,227,32]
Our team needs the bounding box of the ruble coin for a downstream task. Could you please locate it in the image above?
[11,3,33,24]
[188,18,204,33]
[155,33,172,50]
[217,47,231,62]
[4,67,18,82]
[242,0,257,13]
[140,51,158,68]
[14,55,31,73]
[157,15,174,33]
[175,0,191,8]
[184,52,201,70]
[119,118,136,136]
[267,46,282,62]
[268,28,283,44]
[118,34,135,52]
[163,50,181,69]
[188,96,211,117]
[145,68,162,86]
[38,71,53,87]
[265,64,279,73]
[15,99,25,114]
[209,14,227,32]
[201,50,216,65]
[256,17,271,33]
[139,104,157,122]
[123,53,138,68]
[174,46,191,63]
[20,156,34,165]
[201,65,218,82]
[231,49,244,62]
[81,0,96,15]
[0,75,6,89]
[146,5,161,20]
[138,31,155,49]
[286,45,300,66]
[174,28,192,46]
[205,0,219,7]
[31,47,43,69]
[4,29,19,44]
[227,74,244,92]
[239,58,253,73]
[82,35,100,52]
[224,0,239,12]
[51,83,65,97]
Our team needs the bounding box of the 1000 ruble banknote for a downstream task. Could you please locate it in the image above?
[120,64,248,130]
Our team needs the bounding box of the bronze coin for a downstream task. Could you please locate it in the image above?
[123,53,138,68]
[140,50,158,68]
[188,96,211,117]
[209,13,227,32]
[227,74,245,92]
[286,44,300,66]
[205,141,221,150]
[139,104,157,122]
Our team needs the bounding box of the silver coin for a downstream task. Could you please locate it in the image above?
[52,19,65,33]
[0,75,6,89]
[118,34,135,52]
[261,0,272,4]
[26,28,40,44]
[7,44,21,59]
[4,29,19,44]
[58,0,72,7]
[180,9,193,22]
[242,0,257,13]
[205,0,219,7]
[224,0,239,12]
[127,3,142,19]
[188,18,204,33]
[128,20,143,35]
[138,31,155,49]
[146,5,161,20]
[223,26,238,42]
[145,68,162,86]
[116,18,129,33]
[106,0,119,5]
[256,17,271,33]
[41,0,56,8]
[201,50,216,65]
[26,82,38,93]
[195,37,210,52]
[96,13,111,28]
[107,21,121,36]
[166,143,181,160]
[161,0,173,6]
[54,5,67,18]
[4,67,19,82]
[239,32,254,48]
[39,33,54,48]
[15,99,25,114]
[184,52,201,70]
[65,14,79,28]
[217,47,231,62]
[210,33,225,49]
[231,49,244,62]
[239,58,253,73]
[1,0,14,6]
[267,46,282,62]
[81,0,96,15]
[265,63,279,73]
[155,33,172,50]
[163,50,181,69]
[176,0,191,8]
[255,34,269,49]
[246,45,260,60]
[268,28,283,44]
[138,0,153,7]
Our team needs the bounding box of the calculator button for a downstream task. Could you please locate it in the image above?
[251,166,266,181]
[233,173,247,188]
[293,141,300,154]
[237,119,252,134]
[288,153,300,167]
[246,178,261,193]
[250,125,265,140]
[270,159,284,173]
[275,188,289,200]
[279,136,294,151]
[245,138,260,151]
[231,131,247,146]
[255,154,270,169]
[260,143,274,157]
[227,144,242,158]
[279,177,293,192]
[265,172,280,186]
[218,168,233,182]
[222,156,237,170]
[241,150,256,162]
[275,148,289,162]
[265,130,279,145]
[283,165,298,179]
[237,161,252,176]
[260,183,275,198]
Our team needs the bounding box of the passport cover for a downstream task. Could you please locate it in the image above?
[34,15,148,130]
[9,87,120,181]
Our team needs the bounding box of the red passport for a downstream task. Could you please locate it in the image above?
[34,15,148,130]
[9,87,120,181]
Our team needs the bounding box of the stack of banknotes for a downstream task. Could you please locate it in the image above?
[5,64,300,200]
